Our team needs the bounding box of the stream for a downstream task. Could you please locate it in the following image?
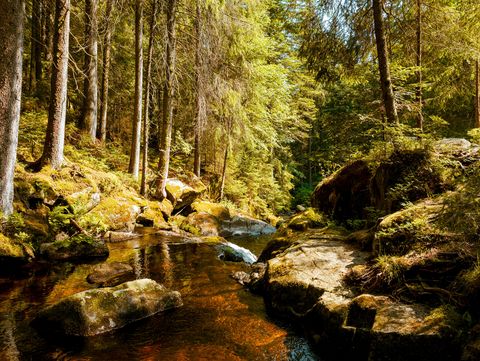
[0,232,319,360]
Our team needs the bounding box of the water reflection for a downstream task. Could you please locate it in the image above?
[0,234,319,360]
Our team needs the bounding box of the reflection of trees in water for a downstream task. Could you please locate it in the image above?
[159,242,173,288]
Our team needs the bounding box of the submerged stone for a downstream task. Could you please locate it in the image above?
[86,262,135,287]
[34,279,183,336]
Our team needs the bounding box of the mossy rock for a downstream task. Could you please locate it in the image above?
[191,201,230,220]
[311,160,372,221]
[279,208,328,233]
[184,212,221,236]
[0,234,35,265]
[165,178,205,211]
[40,234,109,261]
[373,199,453,256]
[34,279,183,336]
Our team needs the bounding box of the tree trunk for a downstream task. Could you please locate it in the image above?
[140,0,159,196]
[129,0,144,179]
[0,0,25,217]
[219,143,228,202]
[476,59,480,128]
[44,0,54,66]
[415,0,424,131]
[372,0,399,125]
[98,0,114,143]
[193,0,205,178]
[81,0,98,141]
[156,0,177,199]
[38,0,70,170]
[30,0,42,93]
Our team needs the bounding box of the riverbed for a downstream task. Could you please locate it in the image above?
[0,232,319,360]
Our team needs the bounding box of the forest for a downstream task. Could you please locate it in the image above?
[1,0,480,360]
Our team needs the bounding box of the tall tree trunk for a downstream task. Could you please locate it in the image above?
[44,0,54,66]
[372,0,399,125]
[219,143,228,202]
[129,0,144,179]
[30,0,42,93]
[98,0,114,143]
[140,0,159,196]
[193,0,205,178]
[415,0,424,131]
[156,0,177,199]
[38,0,70,170]
[81,0,98,141]
[476,59,480,128]
[0,0,25,217]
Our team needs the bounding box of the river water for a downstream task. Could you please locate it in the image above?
[0,233,319,360]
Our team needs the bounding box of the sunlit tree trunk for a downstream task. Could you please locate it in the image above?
[141,0,159,196]
[415,0,423,131]
[372,0,399,125]
[129,0,144,179]
[81,0,98,141]
[219,117,231,201]
[476,59,480,128]
[193,0,205,178]
[0,0,25,217]
[38,0,70,170]
[156,0,177,199]
[99,0,114,143]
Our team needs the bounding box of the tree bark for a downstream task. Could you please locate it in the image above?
[415,0,424,131]
[372,0,399,125]
[219,143,228,202]
[193,0,205,178]
[81,0,98,141]
[0,0,25,217]
[30,0,43,93]
[140,0,159,196]
[156,0,177,199]
[38,0,70,170]
[476,59,480,128]
[129,0,144,179]
[98,0,114,143]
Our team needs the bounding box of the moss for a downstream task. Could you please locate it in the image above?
[191,201,230,220]
[0,234,26,258]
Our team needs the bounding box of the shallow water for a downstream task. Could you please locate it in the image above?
[0,232,319,360]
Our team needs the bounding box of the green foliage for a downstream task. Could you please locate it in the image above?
[48,206,74,235]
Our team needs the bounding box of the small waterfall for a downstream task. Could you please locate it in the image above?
[219,242,258,264]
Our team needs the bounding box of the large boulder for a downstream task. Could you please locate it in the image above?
[220,215,276,237]
[40,235,109,261]
[184,212,221,236]
[191,201,230,220]
[258,228,463,360]
[311,160,372,221]
[86,262,135,287]
[165,178,206,211]
[370,149,445,213]
[34,279,183,336]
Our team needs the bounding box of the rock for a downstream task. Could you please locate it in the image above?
[311,160,372,221]
[372,199,451,256]
[135,216,154,227]
[165,178,205,211]
[87,262,135,287]
[345,229,375,251]
[344,295,462,361]
[370,149,445,213]
[220,215,276,237]
[40,235,109,261]
[231,263,266,293]
[258,237,296,262]
[0,234,35,266]
[278,208,328,233]
[296,204,306,212]
[217,242,257,264]
[263,229,364,320]
[258,228,462,361]
[435,138,472,152]
[66,188,101,213]
[34,279,183,336]
[104,231,141,243]
[184,212,221,236]
[191,201,230,220]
